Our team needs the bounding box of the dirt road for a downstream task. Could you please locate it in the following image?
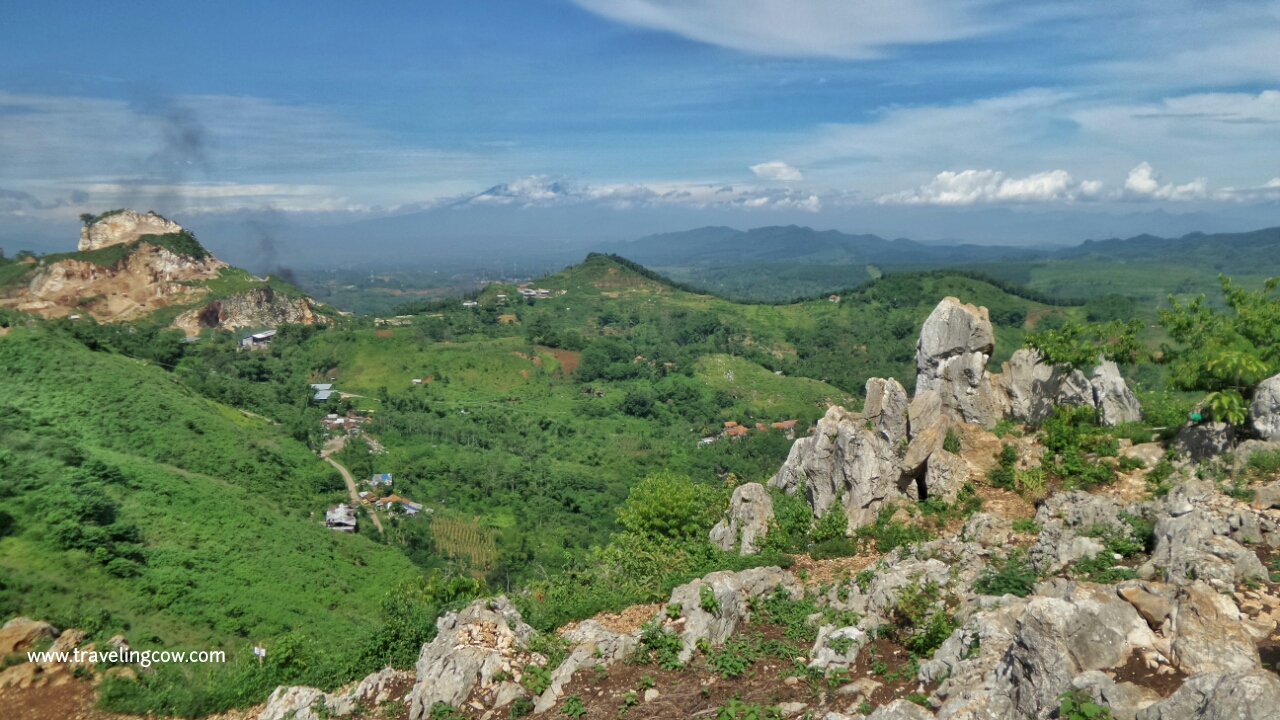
[321,436,383,534]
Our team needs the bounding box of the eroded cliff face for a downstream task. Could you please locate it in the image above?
[4,242,226,322]
[78,210,184,251]
[173,286,318,335]
[2,210,322,335]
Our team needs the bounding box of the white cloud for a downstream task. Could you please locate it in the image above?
[460,175,821,211]
[1121,162,1208,201]
[749,161,803,181]
[878,169,1102,205]
[570,0,998,59]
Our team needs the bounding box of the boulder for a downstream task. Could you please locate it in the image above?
[1027,492,1130,573]
[1169,582,1260,675]
[666,566,801,664]
[1174,422,1232,461]
[1116,582,1176,631]
[1092,360,1143,426]
[959,513,1013,548]
[908,390,943,439]
[709,482,775,555]
[923,448,968,503]
[1056,367,1097,409]
[259,686,327,720]
[1141,509,1267,585]
[1136,670,1280,720]
[0,617,57,655]
[808,625,868,673]
[864,377,910,448]
[996,348,1057,425]
[997,583,1154,718]
[79,210,185,251]
[408,597,540,719]
[867,699,936,720]
[1251,373,1280,441]
[1071,671,1162,720]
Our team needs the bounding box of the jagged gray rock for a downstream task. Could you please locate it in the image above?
[709,482,774,555]
[1092,360,1143,426]
[1136,670,1280,720]
[865,377,910,448]
[768,405,903,530]
[924,448,968,503]
[959,512,1013,548]
[1071,671,1162,720]
[1169,582,1261,675]
[996,348,1057,425]
[916,297,1002,427]
[1028,492,1129,573]
[259,686,328,720]
[1174,422,1233,461]
[867,699,936,720]
[1140,508,1267,585]
[808,625,868,673]
[908,389,943,439]
[996,582,1157,718]
[667,566,801,664]
[1251,373,1280,442]
[408,597,539,719]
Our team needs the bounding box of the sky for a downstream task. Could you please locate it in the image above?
[1,0,1279,262]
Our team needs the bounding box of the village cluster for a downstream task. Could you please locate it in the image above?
[699,418,798,445]
[325,472,430,533]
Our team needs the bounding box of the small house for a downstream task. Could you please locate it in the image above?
[370,473,393,487]
[462,300,479,308]
[325,504,358,533]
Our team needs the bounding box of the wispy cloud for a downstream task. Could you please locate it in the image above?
[1121,162,1207,202]
[569,0,1000,59]
[459,175,822,211]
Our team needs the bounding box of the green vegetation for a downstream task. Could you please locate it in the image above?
[973,550,1039,597]
[1058,689,1114,720]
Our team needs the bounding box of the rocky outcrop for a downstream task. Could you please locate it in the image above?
[1136,670,1280,720]
[916,297,1002,427]
[1250,373,1280,442]
[174,286,319,336]
[1092,361,1144,426]
[258,667,414,720]
[5,238,226,322]
[864,377,910,447]
[768,405,904,529]
[709,482,774,554]
[0,617,57,655]
[79,210,184,251]
[408,597,540,719]
[665,566,801,664]
[1168,582,1260,675]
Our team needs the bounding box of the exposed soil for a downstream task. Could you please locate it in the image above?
[1111,652,1187,698]
[537,346,581,375]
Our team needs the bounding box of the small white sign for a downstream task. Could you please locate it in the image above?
[253,645,266,658]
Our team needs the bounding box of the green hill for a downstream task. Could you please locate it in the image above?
[0,326,419,683]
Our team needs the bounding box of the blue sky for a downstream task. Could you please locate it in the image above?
[2,0,1279,251]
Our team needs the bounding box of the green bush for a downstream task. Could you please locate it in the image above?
[854,506,928,554]
[973,550,1039,597]
[616,471,723,541]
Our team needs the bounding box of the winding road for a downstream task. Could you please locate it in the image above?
[321,436,384,534]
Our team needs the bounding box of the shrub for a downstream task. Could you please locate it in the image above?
[809,505,849,544]
[855,506,928,554]
[943,428,962,454]
[616,471,722,541]
[973,550,1039,597]
[1247,449,1280,479]
[699,585,721,615]
[1058,689,1114,720]
[560,695,588,718]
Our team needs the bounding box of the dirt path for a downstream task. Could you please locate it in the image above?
[321,436,383,534]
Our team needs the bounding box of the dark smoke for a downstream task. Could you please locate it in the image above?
[113,92,212,216]
[245,208,298,285]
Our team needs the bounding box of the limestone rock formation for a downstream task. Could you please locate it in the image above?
[916,297,1001,427]
[666,566,802,664]
[173,286,319,335]
[1251,373,1280,441]
[79,210,184,251]
[1091,360,1143,426]
[864,377,910,447]
[408,597,540,718]
[709,482,775,555]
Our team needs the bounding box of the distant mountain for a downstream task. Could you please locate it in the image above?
[591,225,1046,267]
[1057,227,1280,271]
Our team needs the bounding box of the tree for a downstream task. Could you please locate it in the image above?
[1158,275,1280,425]
[79,213,95,226]
[1024,319,1145,369]
[615,471,722,541]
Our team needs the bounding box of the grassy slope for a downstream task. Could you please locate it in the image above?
[0,327,418,655]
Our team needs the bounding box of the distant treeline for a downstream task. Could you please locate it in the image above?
[392,256,1088,316]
